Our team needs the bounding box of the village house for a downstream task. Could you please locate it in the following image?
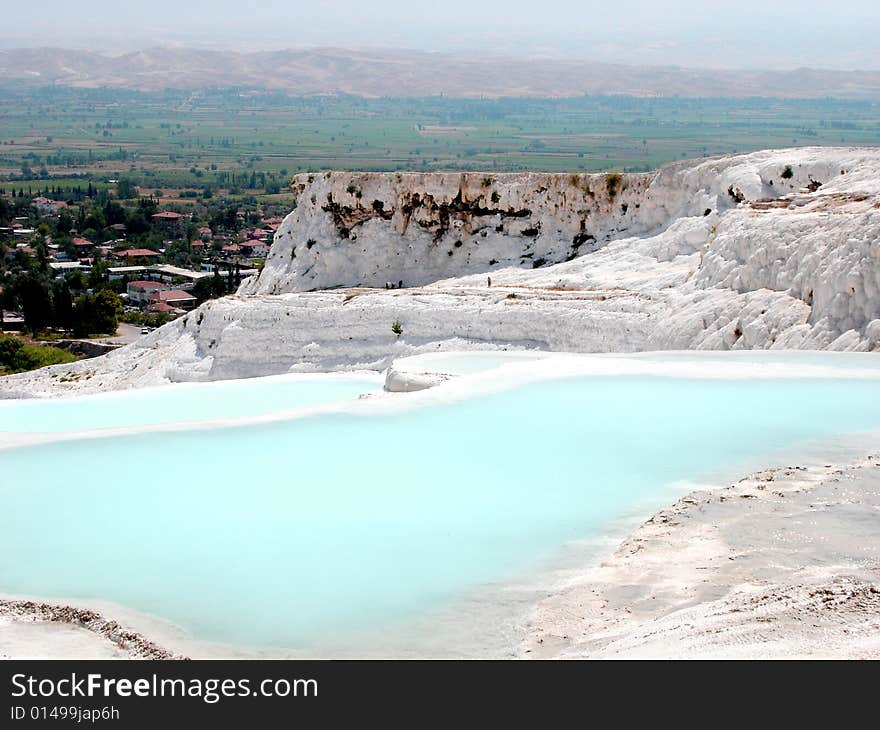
[148,289,197,310]
[151,211,187,236]
[109,265,150,282]
[114,248,162,263]
[240,239,268,258]
[6,245,35,262]
[49,261,91,273]
[1,311,26,332]
[31,197,66,216]
[127,280,171,305]
[151,264,209,283]
[245,228,272,241]
[144,301,181,315]
[71,237,95,254]
[47,243,70,261]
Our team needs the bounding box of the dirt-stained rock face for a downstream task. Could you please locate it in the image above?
[320,195,394,239]
[242,148,880,298]
[242,171,656,294]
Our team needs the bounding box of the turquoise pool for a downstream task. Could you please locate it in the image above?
[0,374,380,434]
[1,354,879,653]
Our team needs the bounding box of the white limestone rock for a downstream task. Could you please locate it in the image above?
[383,368,450,392]
[3,147,880,398]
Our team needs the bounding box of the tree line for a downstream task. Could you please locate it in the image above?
[1,268,122,337]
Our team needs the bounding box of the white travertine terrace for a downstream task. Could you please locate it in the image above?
[2,147,879,397]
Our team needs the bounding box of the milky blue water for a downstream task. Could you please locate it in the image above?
[0,375,379,433]
[1,357,880,653]
[632,350,880,371]
[408,351,548,374]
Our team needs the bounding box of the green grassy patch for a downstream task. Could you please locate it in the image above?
[0,334,78,375]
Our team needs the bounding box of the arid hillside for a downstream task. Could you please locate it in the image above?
[3,47,880,99]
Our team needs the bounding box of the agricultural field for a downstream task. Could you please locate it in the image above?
[1,87,880,199]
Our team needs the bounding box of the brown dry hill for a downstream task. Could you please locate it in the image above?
[2,47,880,99]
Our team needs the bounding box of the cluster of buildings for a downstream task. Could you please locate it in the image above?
[189,218,279,262]
[0,211,41,256]
[3,201,275,320]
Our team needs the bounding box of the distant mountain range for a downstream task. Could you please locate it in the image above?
[2,47,879,99]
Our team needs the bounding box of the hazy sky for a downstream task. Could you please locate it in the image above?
[4,0,879,70]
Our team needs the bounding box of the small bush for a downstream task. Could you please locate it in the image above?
[781,165,794,179]
[391,320,403,336]
[605,173,623,199]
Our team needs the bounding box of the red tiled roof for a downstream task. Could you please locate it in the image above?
[222,244,241,252]
[152,211,185,219]
[128,280,168,289]
[116,248,161,258]
[145,301,177,313]
[72,237,94,247]
[150,289,195,302]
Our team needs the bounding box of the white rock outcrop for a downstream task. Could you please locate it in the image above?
[383,368,450,393]
[2,147,879,397]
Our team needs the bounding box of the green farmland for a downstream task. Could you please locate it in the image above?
[1,86,879,199]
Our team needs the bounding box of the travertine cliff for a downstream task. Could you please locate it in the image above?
[3,147,879,397]
[240,170,656,293]
[243,150,879,302]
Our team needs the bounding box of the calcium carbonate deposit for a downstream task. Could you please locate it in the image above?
[2,146,880,397]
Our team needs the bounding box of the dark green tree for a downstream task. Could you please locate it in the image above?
[88,253,109,290]
[71,289,121,336]
[51,278,74,331]
[116,178,137,200]
[14,272,53,335]
[193,268,228,302]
